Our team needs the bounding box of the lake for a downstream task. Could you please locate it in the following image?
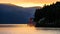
[0,24,60,34]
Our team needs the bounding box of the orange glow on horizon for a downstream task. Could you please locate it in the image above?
[14,3,44,7]
[0,0,60,7]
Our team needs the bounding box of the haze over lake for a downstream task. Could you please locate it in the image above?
[0,24,60,34]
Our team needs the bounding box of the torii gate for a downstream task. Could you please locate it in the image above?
[28,17,36,26]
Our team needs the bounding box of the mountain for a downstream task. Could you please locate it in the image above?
[0,3,40,24]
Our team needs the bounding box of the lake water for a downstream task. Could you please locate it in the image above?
[0,24,60,34]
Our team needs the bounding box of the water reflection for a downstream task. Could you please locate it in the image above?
[36,27,60,30]
[0,24,60,34]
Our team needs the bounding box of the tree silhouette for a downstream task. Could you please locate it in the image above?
[33,2,60,27]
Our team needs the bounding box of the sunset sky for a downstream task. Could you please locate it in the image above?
[0,0,60,7]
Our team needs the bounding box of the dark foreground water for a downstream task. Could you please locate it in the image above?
[0,24,60,34]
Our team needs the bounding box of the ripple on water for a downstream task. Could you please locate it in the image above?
[0,24,60,34]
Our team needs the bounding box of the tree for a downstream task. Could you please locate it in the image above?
[33,2,60,27]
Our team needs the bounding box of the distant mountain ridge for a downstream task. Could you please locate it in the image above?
[0,3,41,24]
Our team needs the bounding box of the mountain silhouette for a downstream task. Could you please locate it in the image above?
[0,3,37,24]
